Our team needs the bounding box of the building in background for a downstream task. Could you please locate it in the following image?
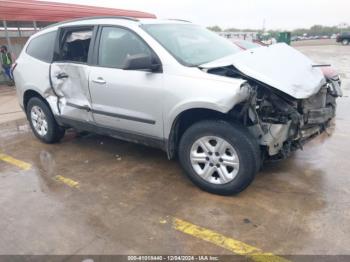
[218,31,259,41]
[0,0,156,83]
[0,0,156,57]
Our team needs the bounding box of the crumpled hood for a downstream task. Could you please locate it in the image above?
[200,43,326,99]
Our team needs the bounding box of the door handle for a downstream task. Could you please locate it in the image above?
[56,72,69,79]
[92,77,106,84]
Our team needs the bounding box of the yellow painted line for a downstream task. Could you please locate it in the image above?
[54,175,80,188]
[172,218,289,262]
[0,153,32,170]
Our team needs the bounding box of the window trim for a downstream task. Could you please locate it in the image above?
[91,24,162,72]
[25,30,57,63]
[52,25,97,65]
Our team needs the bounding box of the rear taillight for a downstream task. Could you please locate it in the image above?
[11,62,17,73]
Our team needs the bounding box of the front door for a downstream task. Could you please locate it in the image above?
[89,26,164,139]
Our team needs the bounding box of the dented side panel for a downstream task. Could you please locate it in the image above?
[13,52,59,114]
[50,63,94,122]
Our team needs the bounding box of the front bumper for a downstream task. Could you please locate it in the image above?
[263,85,338,158]
[305,107,335,125]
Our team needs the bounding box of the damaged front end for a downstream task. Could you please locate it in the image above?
[247,81,340,160]
[207,65,342,161]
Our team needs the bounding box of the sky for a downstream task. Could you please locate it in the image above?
[45,0,350,30]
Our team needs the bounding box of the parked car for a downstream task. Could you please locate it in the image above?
[13,17,342,195]
[291,36,298,41]
[331,34,337,39]
[320,66,342,97]
[336,32,350,45]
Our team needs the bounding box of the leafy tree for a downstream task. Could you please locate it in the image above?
[207,24,350,37]
[207,25,222,32]
[225,28,260,32]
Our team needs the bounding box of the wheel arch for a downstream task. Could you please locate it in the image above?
[23,89,46,112]
[23,89,56,121]
[165,106,244,159]
[24,90,66,143]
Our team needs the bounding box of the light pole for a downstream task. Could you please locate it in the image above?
[338,22,348,34]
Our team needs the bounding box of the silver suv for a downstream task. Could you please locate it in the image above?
[13,17,341,195]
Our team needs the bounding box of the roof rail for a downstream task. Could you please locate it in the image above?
[44,16,140,29]
[167,19,192,23]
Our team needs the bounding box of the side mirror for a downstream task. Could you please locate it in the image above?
[123,54,161,72]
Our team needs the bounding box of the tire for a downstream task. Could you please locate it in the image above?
[178,120,260,195]
[342,39,349,45]
[26,97,65,143]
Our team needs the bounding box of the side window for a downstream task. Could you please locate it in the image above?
[98,27,152,68]
[58,28,93,63]
[26,31,56,62]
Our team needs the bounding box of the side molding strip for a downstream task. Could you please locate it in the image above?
[66,102,156,125]
[56,116,165,151]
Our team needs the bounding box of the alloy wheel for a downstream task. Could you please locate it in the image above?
[30,105,48,137]
[190,136,240,184]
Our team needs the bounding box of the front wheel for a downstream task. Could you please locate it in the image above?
[26,97,65,143]
[178,120,260,195]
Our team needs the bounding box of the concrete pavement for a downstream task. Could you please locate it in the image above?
[0,44,350,258]
[0,85,25,124]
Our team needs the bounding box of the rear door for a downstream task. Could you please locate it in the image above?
[50,26,96,121]
[88,26,164,139]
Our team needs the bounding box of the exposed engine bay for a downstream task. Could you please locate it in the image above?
[206,65,342,161]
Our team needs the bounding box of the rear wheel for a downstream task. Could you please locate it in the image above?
[342,39,349,45]
[178,120,260,195]
[26,97,65,143]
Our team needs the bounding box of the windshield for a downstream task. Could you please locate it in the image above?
[234,40,261,50]
[141,24,241,66]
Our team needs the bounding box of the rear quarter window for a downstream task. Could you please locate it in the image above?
[26,31,57,63]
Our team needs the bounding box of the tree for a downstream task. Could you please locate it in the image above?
[292,25,349,36]
[207,24,350,37]
[207,25,222,32]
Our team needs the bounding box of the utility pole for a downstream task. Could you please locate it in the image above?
[2,20,13,52]
[338,22,348,34]
[33,21,38,32]
[262,18,266,33]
